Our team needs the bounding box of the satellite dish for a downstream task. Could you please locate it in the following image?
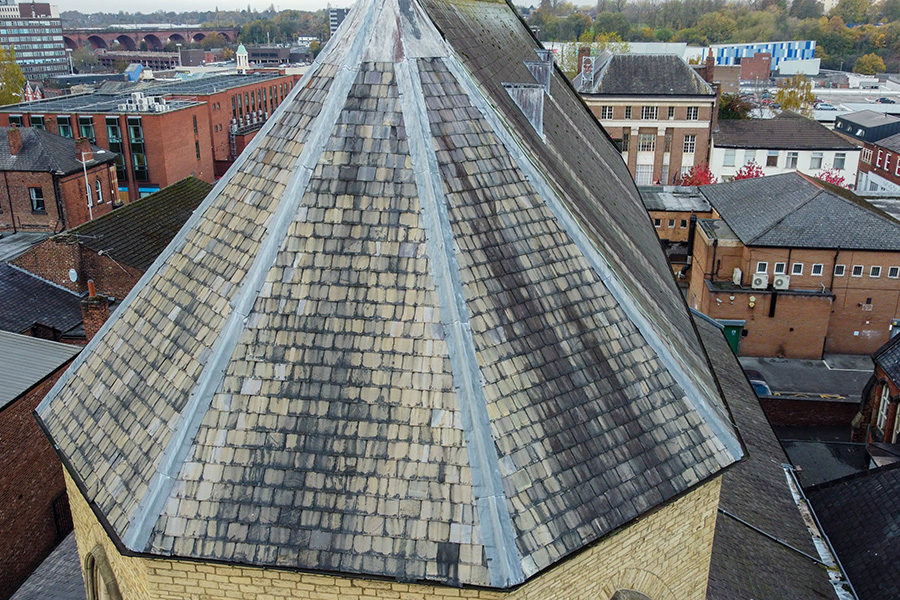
[68,268,78,282]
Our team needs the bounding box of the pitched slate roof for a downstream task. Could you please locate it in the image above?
[695,317,837,600]
[714,111,858,150]
[0,128,116,175]
[0,264,84,337]
[37,0,741,590]
[873,334,900,383]
[806,464,900,600]
[0,330,79,410]
[575,52,715,96]
[874,130,900,153]
[9,533,85,600]
[698,172,900,250]
[837,109,900,129]
[56,177,213,272]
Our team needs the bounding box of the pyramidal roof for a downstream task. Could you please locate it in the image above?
[38,0,741,589]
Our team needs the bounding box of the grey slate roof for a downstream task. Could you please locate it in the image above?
[0,330,79,410]
[0,263,84,336]
[698,172,900,250]
[575,52,714,96]
[714,111,858,150]
[56,177,213,271]
[836,109,900,129]
[874,130,900,153]
[0,128,116,175]
[9,533,85,600]
[37,0,742,590]
[639,185,711,212]
[696,317,837,600]
[806,464,900,600]
[873,333,900,384]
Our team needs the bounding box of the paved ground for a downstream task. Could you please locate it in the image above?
[738,354,873,399]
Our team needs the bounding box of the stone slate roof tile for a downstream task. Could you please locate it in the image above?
[37,0,742,590]
[0,263,83,336]
[699,172,900,250]
[0,127,116,174]
[576,53,715,96]
[714,112,858,150]
[806,464,900,600]
[56,177,213,271]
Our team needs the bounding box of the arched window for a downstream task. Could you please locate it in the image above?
[84,546,122,600]
[95,180,104,204]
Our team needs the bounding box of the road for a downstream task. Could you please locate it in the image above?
[738,354,873,400]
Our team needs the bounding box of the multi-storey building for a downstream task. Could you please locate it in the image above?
[856,131,900,194]
[575,52,717,185]
[710,111,860,183]
[708,40,816,73]
[0,72,299,202]
[0,0,67,81]
[686,172,900,358]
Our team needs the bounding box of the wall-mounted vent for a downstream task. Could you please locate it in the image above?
[503,83,545,137]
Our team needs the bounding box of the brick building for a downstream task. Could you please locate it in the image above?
[0,127,118,233]
[854,334,900,445]
[686,172,900,358]
[0,72,299,202]
[12,176,212,300]
[574,52,717,185]
[0,0,68,81]
[855,131,900,194]
[639,185,714,275]
[35,0,756,597]
[0,331,79,599]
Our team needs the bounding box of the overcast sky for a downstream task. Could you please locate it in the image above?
[58,0,354,15]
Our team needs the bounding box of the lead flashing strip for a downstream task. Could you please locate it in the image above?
[395,57,524,588]
[442,55,743,463]
[121,0,383,551]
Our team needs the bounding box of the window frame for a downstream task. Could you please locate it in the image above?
[811,263,824,276]
[686,106,699,120]
[791,263,803,275]
[683,134,696,154]
[29,187,45,212]
[871,266,882,278]
[766,151,779,167]
[774,262,787,275]
[638,133,656,152]
[786,151,798,169]
[756,261,768,274]
[834,152,846,170]
[641,106,658,120]
[852,265,864,277]
[889,266,899,279]
[810,152,824,170]
[600,106,613,119]
[834,264,846,277]
[624,106,632,119]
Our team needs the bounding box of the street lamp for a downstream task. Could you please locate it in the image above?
[79,152,93,220]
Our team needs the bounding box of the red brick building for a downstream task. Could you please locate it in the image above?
[0,72,298,202]
[0,128,118,233]
[854,335,900,445]
[0,331,79,599]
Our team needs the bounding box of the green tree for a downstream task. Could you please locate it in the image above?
[593,11,631,38]
[853,52,886,74]
[718,93,752,119]
[774,74,816,116]
[72,45,99,71]
[831,0,868,23]
[0,46,24,105]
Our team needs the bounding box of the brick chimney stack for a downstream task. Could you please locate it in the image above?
[75,137,92,162]
[81,279,109,342]
[706,48,715,79]
[7,127,22,156]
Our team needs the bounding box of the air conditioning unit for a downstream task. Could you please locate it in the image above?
[732,268,742,286]
[751,273,769,290]
[773,274,790,290]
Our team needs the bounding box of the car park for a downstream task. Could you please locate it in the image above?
[743,369,773,397]
[877,97,896,104]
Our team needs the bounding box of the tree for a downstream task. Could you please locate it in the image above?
[718,93,752,119]
[679,163,717,186]
[734,160,765,179]
[0,46,25,106]
[854,53,886,74]
[830,0,868,23]
[774,74,816,116]
[816,168,848,187]
[72,45,99,71]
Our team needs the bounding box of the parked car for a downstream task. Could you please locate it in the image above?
[816,102,838,110]
[743,369,773,397]
[877,97,897,104]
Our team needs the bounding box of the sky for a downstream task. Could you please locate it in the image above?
[56,0,354,15]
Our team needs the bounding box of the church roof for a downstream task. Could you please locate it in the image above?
[38,0,741,590]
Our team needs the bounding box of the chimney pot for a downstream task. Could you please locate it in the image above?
[7,127,22,156]
[87,278,96,297]
[76,137,93,162]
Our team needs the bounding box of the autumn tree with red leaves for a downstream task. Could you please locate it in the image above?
[816,168,848,188]
[679,163,718,186]
[733,160,765,180]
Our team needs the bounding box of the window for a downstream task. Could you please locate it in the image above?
[683,135,696,154]
[84,546,122,600]
[105,117,127,183]
[810,152,823,170]
[791,263,803,275]
[668,219,675,228]
[600,106,613,119]
[885,152,893,172]
[635,164,652,185]
[889,266,899,279]
[8,115,22,127]
[29,187,44,212]
[756,261,768,273]
[811,263,824,276]
[862,148,873,164]
[78,116,95,143]
[686,106,699,120]
[638,134,655,152]
[877,149,884,168]
[29,114,44,130]
[128,116,148,182]
[834,264,846,276]
[834,152,846,170]
[871,266,882,278]
[641,106,658,120]
[786,152,798,169]
[621,132,629,152]
[653,218,661,228]
[57,115,72,138]
[852,265,864,277]
[668,106,674,119]
[664,130,672,153]
[680,219,687,228]
[766,151,779,167]
[774,262,787,275]
[192,115,198,134]
[877,384,891,432]
[724,149,736,167]
[624,106,632,119]
[195,140,201,160]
